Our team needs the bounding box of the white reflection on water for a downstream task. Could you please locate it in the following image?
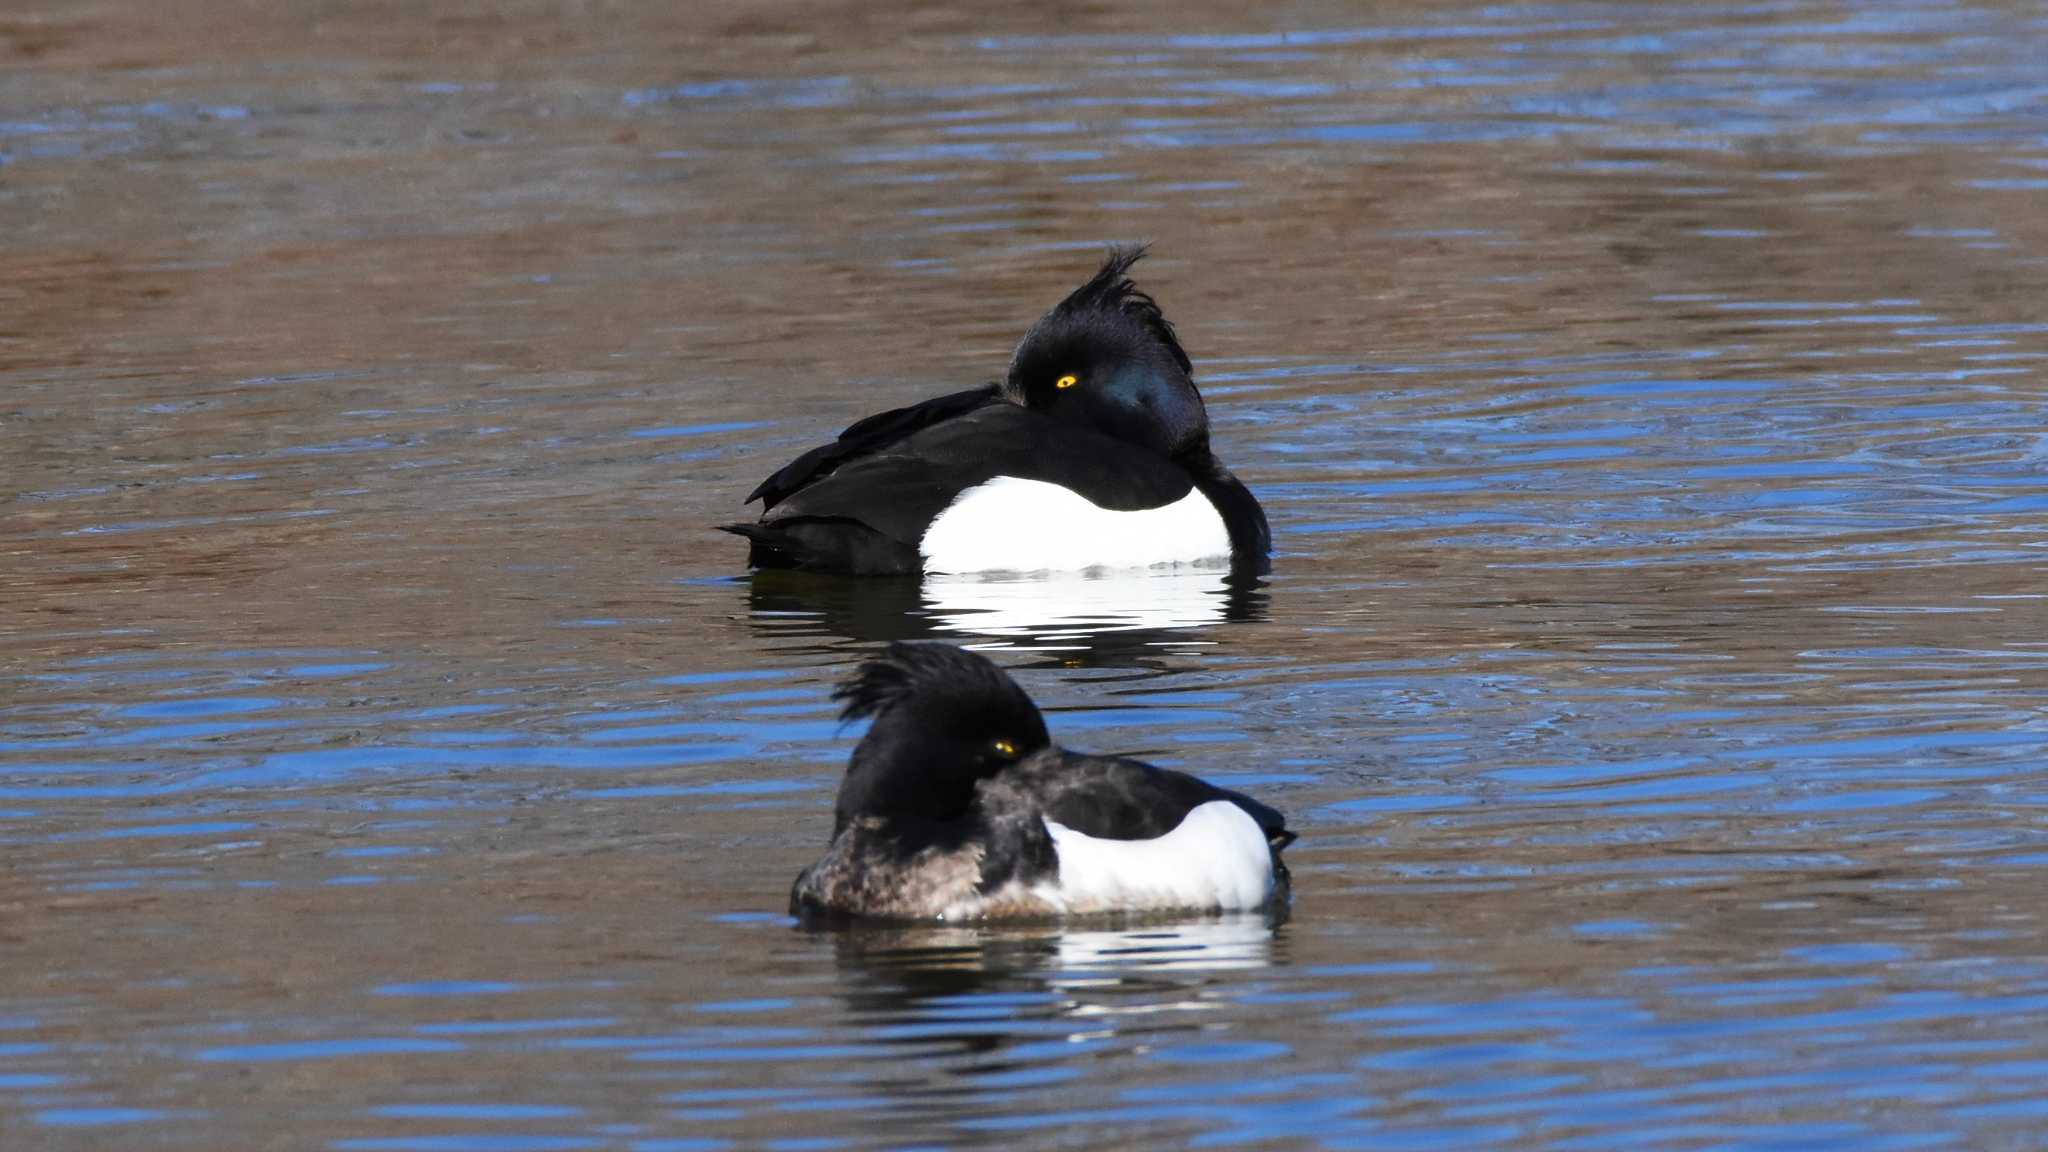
[741,566,1262,656]
[922,567,1239,648]
[1051,916,1276,973]
[827,914,1277,981]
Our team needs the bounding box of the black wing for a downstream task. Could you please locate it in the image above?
[727,405,1198,573]
[1028,751,1292,848]
[747,385,1004,510]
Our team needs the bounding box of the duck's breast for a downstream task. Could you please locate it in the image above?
[791,820,989,919]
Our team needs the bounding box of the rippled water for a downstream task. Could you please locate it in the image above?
[6,2,2048,1148]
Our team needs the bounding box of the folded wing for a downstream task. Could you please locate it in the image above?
[747,385,1003,510]
[1029,751,1293,849]
[726,405,1196,573]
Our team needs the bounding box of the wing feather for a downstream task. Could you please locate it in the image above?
[747,406,1195,562]
[747,385,1002,509]
[1027,752,1291,847]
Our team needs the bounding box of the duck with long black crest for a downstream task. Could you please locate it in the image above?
[724,249,1270,577]
[791,642,1295,921]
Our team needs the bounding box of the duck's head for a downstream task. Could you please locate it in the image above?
[1005,247,1209,461]
[830,642,1051,831]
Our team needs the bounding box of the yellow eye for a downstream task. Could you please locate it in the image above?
[1055,374,1079,390]
[992,738,1017,757]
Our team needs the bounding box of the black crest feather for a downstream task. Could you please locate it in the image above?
[832,641,1027,724]
[1048,246,1192,378]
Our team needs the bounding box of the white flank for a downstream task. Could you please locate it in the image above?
[1037,800,1276,915]
[919,476,1231,575]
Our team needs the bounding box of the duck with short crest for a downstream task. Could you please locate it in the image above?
[723,249,1270,576]
[791,642,1296,921]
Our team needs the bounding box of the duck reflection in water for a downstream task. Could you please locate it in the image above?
[823,915,1283,1059]
[742,566,1267,663]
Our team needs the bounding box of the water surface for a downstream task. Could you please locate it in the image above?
[5,2,2048,1148]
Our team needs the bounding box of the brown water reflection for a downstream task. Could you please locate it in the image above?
[6,1,2048,1148]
